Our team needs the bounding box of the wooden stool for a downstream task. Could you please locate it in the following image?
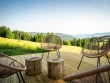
[25,57,42,76]
[47,58,65,79]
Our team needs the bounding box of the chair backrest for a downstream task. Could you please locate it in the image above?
[41,34,62,51]
[82,36,110,58]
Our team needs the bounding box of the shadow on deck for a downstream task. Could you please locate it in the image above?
[0,51,109,83]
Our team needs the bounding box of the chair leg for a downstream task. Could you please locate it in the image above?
[47,51,49,58]
[99,74,103,83]
[56,50,58,58]
[56,50,61,58]
[0,78,3,83]
[96,73,103,83]
[106,54,110,63]
[19,72,25,83]
[41,52,44,59]
[58,49,61,58]
[68,80,74,83]
[16,73,21,83]
[77,55,84,69]
[108,71,110,83]
[97,57,100,67]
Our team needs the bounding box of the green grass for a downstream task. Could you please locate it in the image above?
[60,45,82,54]
[0,37,82,56]
[0,37,46,56]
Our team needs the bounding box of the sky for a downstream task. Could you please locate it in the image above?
[0,0,110,35]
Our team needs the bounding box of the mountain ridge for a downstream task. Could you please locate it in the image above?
[28,32,74,40]
[70,32,110,38]
[28,32,110,40]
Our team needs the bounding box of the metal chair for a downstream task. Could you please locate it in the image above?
[77,36,110,69]
[63,64,110,83]
[41,34,62,59]
[0,53,26,83]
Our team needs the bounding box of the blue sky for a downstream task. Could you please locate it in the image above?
[0,0,110,34]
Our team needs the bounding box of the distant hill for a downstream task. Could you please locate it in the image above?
[71,32,110,38]
[28,32,110,40]
[28,32,75,40]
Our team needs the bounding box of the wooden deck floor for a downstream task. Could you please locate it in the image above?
[0,51,109,83]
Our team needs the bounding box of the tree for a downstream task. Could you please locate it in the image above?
[0,26,13,38]
[21,32,31,41]
[12,30,31,40]
[63,40,71,45]
[71,38,77,46]
[12,30,21,39]
[33,33,45,42]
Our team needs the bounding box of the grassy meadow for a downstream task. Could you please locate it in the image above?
[60,45,82,54]
[0,37,45,55]
[0,37,82,56]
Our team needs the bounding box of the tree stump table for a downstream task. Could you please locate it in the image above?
[25,57,42,76]
[47,58,65,79]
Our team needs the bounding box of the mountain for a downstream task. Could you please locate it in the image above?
[54,33,75,40]
[28,32,110,40]
[28,32,75,40]
[70,32,110,38]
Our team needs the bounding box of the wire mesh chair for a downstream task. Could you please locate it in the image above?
[77,36,110,69]
[41,34,62,59]
[63,64,110,83]
[0,53,26,83]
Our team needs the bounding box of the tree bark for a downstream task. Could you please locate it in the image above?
[25,57,42,76]
[47,58,65,79]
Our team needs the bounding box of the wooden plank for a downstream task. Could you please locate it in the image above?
[1,51,109,83]
[10,74,19,83]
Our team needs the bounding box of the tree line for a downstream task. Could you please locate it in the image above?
[0,26,96,47]
[0,26,45,42]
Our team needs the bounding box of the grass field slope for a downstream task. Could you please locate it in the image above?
[0,37,82,56]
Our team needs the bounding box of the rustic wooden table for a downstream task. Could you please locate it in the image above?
[47,58,65,79]
[25,57,42,76]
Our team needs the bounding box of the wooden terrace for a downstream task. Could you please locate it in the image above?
[0,51,109,83]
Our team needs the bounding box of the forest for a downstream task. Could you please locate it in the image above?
[0,26,96,47]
